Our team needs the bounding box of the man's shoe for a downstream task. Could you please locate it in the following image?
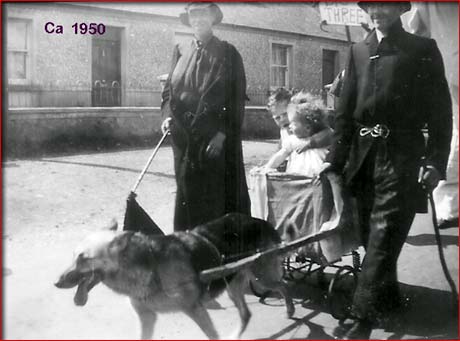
[438,218,458,229]
[342,319,372,340]
[332,318,355,339]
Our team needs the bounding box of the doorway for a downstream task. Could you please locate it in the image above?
[92,27,122,106]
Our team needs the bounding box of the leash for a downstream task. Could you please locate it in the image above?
[419,161,459,315]
[130,129,170,194]
[427,190,459,315]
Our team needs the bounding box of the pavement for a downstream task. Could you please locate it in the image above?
[3,140,459,340]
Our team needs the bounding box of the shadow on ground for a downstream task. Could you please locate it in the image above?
[37,158,175,179]
[250,276,458,340]
[406,233,459,247]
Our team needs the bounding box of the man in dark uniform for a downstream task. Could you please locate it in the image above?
[322,2,452,339]
[161,3,250,231]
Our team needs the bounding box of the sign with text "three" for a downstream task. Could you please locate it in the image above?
[319,3,368,26]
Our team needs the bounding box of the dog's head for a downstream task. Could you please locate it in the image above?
[54,220,129,306]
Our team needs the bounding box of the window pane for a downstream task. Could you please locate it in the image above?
[8,51,26,79]
[272,66,287,87]
[272,44,287,66]
[279,47,287,66]
[279,67,286,86]
[8,20,27,50]
[271,43,290,88]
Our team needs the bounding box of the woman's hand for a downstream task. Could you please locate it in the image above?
[161,118,172,134]
[206,131,226,159]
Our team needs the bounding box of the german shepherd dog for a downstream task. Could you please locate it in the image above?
[55,213,294,339]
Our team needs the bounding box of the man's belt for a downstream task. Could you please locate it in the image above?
[359,124,390,139]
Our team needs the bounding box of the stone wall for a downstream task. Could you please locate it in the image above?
[4,107,279,159]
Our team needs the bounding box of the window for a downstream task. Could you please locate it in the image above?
[322,49,339,87]
[8,18,31,83]
[271,43,292,89]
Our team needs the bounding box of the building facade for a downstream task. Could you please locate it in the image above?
[5,2,366,157]
[6,2,361,108]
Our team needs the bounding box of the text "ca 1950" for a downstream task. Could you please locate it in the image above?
[45,22,106,35]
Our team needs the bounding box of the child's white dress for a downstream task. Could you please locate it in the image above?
[250,134,329,219]
[282,135,328,177]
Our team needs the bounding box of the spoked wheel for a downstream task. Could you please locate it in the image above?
[283,255,314,282]
[328,265,358,321]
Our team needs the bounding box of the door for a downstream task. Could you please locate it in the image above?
[92,27,121,106]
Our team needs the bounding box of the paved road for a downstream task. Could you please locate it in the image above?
[3,141,459,339]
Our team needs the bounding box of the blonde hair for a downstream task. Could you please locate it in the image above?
[288,91,327,133]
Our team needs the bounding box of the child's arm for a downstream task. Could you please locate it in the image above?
[310,127,333,148]
[295,127,333,153]
[264,148,291,170]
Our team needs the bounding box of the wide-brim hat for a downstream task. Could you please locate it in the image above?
[179,2,223,27]
[358,1,411,13]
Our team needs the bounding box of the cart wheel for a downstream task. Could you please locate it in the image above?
[283,255,310,282]
[328,265,358,320]
[249,280,272,302]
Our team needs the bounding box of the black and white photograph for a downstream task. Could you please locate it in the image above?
[3,1,459,339]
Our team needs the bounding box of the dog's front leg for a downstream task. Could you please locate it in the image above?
[226,272,251,339]
[184,303,219,339]
[130,298,157,340]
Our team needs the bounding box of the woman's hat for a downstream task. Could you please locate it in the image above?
[358,1,411,13]
[179,2,223,27]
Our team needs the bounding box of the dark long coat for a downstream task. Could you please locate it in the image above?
[327,21,452,212]
[161,36,250,231]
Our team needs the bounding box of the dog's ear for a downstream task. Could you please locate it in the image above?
[104,218,118,231]
[108,232,130,254]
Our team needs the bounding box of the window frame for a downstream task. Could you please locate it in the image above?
[321,48,340,87]
[269,40,294,91]
[7,17,33,85]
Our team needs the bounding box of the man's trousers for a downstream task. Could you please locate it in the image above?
[350,140,417,321]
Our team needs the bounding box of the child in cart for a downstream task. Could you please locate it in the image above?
[249,91,333,223]
[249,92,358,263]
[263,91,333,177]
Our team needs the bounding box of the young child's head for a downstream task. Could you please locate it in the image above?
[287,91,327,138]
[267,88,292,129]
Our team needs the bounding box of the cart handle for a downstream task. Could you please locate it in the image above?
[200,228,337,282]
[130,130,170,194]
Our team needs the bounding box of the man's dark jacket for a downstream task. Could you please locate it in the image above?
[161,36,250,230]
[326,21,452,212]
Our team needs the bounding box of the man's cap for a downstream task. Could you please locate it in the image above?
[358,1,411,13]
[179,2,223,27]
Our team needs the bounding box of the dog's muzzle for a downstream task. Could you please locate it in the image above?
[55,269,103,306]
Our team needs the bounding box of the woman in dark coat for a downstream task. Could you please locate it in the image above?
[161,2,250,231]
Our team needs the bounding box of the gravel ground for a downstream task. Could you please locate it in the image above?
[3,140,459,340]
